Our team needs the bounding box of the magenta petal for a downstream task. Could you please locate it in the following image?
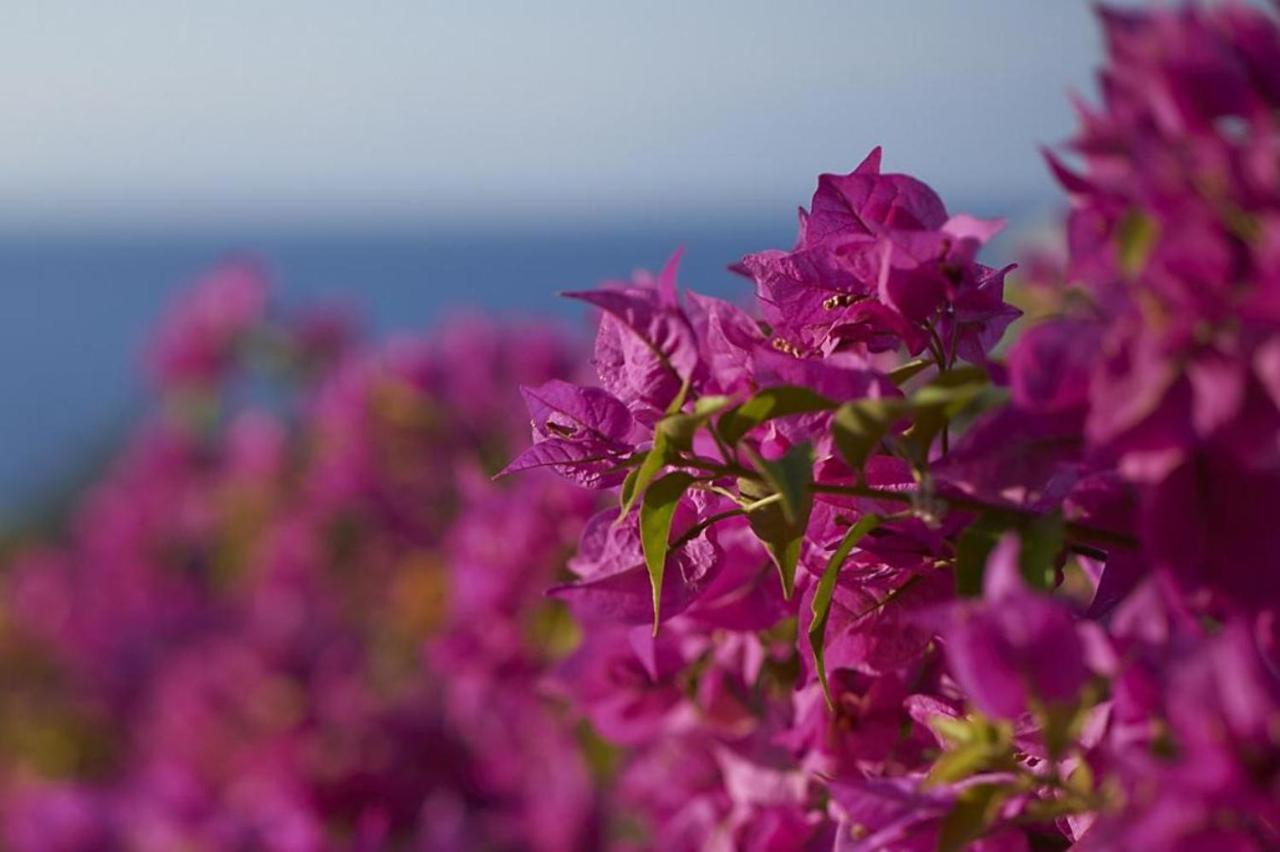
[1008,318,1099,414]
[568,285,700,413]
[550,565,685,625]
[521,379,635,444]
[498,438,627,488]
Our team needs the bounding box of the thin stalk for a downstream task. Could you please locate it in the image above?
[811,482,1138,550]
[670,508,748,550]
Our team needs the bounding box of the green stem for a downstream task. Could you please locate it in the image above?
[679,453,1140,550]
[679,457,743,478]
[669,508,748,550]
[810,483,1138,550]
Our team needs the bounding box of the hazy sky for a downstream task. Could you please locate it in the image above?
[1,2,1122,229]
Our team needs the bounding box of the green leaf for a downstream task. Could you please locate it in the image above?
[927,715,977,747]
[1066,759,1094,796]
[1018,511,1064,591]
[665,372,694,416]
[924,717,1013,787]
[903,366,1008,465]
[639,471,697,634]
[619,467,641,511]
[887,357,932,386]
[1035,682,1099,761]
[832,399,908,477]
[910,364,990,407]
[691,394,734,417]
[750,443,813,525]
[936,784,1009,852]
[1037,699,1083,761]
[741,444,814,599]
[1022,796,1091,823]
[718,386,837,446]
[657,395,733,453]
[656,417,698,454]
[1116,208,1158,277]
[809,513,882,708]
[618,431,673,520]
[953,510,1019,597]
[926,741,997,788]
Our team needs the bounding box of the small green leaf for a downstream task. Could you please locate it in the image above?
[832,398,908,476]
[740,444,814,599]
[750,443,813,526]
[1116,208,1158,277]
[1018,511,1064,591]
[1035,682,1099,761]
[691,394,734,417]
[718,386,837,446]
[665,372,694,416]
[954,510,1019,597]
[902,367,1006,465]
[619,467,641,511]
[1037,699,1082,761]
[656,417,698,454]
[809,513,882,708]
[925,717,1013,787]
[618,431,673,520]
[657,395,733,453]
[1022,796,1091,822]
[1067,759,1094,796]
[639,471,697,634]
[936,784,1009,852]
[927,714,976,747]
[910,364,990,406]
[887,357,932,386]
[925,741,997,788]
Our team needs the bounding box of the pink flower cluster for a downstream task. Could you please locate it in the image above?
[510,4,1280,849]
[0,267,603,850]
[2,3,1279,850]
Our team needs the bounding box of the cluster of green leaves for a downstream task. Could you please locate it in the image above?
[832,364,1006,477]
[616,365,1010,645]
[923,695,1103,851]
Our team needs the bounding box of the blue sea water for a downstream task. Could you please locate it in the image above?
[0,220,794,519]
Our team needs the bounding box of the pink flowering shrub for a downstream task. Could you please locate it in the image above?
[3,3,1280,851]
[0,269,603,850]
[508,4,1280,849]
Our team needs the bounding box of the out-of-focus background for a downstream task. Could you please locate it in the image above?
[1,1,1118,520]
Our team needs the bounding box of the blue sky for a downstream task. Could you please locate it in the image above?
[0,2,1124,229]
